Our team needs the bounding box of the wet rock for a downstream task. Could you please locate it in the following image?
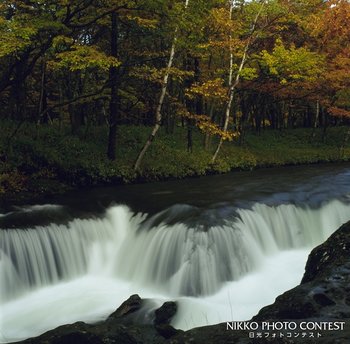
[153,302,178,339]
[108,294,143,319]
[313,293,336,307]
[154,302,177,325]
[51,331,103,344]
[155,324,179,339]
[302,221,350,284]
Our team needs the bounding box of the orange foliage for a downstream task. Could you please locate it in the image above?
[328,107,350,118]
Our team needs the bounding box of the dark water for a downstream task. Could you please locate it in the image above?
[1,163,350,229]
[56,163,350,210]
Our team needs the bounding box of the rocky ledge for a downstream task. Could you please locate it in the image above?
[16,221,350,344]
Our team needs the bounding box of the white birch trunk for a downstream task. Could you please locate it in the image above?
[134,0,190,171]
[228,2,234,87]
[212,0,265,163]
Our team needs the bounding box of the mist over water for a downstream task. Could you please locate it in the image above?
[1,164,350,343]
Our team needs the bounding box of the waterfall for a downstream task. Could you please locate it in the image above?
[116,200,350,295]
[1,197,350,343]
[0,206,138,302]
[1,199,349,303]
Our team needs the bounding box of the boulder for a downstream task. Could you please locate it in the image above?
[154,302,177,325]
[108,294,143,319]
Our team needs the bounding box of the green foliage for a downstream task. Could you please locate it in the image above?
[260,38,325,84]
[0,17,37,57]
[0,0,350,196]
[239,66,258,80]
[1,120,350,195]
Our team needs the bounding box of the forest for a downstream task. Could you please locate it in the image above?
[0,0,350,195]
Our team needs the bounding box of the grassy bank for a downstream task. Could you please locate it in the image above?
[1,120,350,197]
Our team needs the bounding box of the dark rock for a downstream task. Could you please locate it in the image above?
[108,294,143,319]
[154,302,177,325]
[153,301,178,339]
[154,324,179,339]
[51,331,102,344]
[302,221,350,284]
[313,293,336,306]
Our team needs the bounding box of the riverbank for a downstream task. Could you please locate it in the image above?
[1,121,350,205]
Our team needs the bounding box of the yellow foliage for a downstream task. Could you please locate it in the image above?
[186,78,228,102]
[126,15,158,29]
[51,44,120,71]
[180,110,238,141]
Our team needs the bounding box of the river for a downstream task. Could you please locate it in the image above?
[1,163,350,343]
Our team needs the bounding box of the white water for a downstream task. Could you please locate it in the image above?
[1,199,350,343]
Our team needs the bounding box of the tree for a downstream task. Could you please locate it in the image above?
[134,0,190,171]
[107,11,120,160]
[212,0,266,163]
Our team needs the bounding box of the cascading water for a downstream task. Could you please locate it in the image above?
[0,206,137,302]
[116,200,350,296]
[1,192,350,342]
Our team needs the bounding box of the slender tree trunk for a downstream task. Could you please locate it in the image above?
[107,12,119,161]
[11,60,26,120]
[35,59,48,138]
[204,103,215,150]
[322,108,328,142]
[211,1,234,161]
[134,0,190,171]
[228,3,234,87]
[314,99,320,128]
[310,99,320,141]
[38,59,46,122]
[72,74,87,132]
[212,0,265,163]
[186,56,201,153]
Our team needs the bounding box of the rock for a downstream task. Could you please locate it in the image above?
[108,294,143,319]
[301,221,350,284]
[154,324,179,339]
[153,302,178,339]
[254,221,350,322]
[20,322,102,344]
[51,331,102,344]
[154,302,177,325]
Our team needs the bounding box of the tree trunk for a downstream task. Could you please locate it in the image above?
[204,103,215,150]
[11,60,26,120]
[186,56,201,153]
[310,99,320,141]
[134,0,190,171]
[107,11,119,161]
[322,108,328,142]
[38,59,50,124]
[212,0,265,163]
